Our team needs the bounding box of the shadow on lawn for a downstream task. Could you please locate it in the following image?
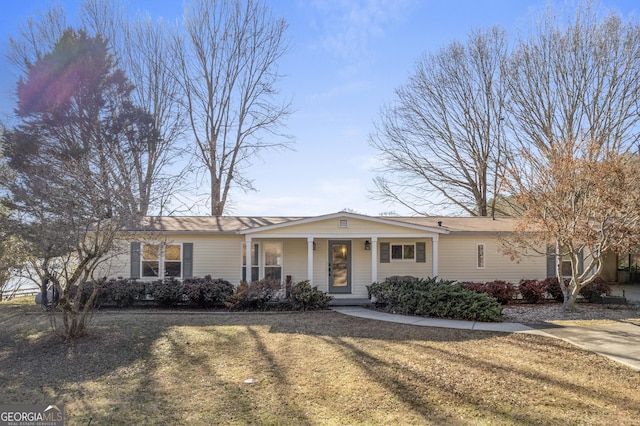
[0,308,184,424]
[1,307,639,424]
[0,308,491,423]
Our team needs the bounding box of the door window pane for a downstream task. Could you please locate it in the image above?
[332,244,348,287]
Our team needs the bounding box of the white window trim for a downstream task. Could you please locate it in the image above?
[241,242,284,282]
[141,243,183,279]
[390,243,416,262]
[476,243,486,269]
[241,242,260,282]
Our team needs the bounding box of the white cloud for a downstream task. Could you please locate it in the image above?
[308,0,416,64]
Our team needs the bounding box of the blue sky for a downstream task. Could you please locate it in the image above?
[1,0,639,217]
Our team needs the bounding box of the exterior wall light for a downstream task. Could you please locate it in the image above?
[364,240,371,250]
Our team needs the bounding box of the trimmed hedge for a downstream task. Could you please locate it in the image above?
[368,277,503,322]
[290,280,333,311]
[184,275,234,308]
[97,278,146,307]
[224,278,283,311]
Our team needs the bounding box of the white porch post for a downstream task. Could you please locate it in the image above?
[432,235,439,277]
[245,236,252,280]
[371,236,378,283]
[307,237,314,286]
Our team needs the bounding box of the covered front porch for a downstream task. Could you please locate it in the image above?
[238,213,449,299]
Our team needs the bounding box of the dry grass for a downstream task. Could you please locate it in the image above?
[1,302,639,425]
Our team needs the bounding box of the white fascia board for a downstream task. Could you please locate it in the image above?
[238,211,449,235]
[240,233,442,239]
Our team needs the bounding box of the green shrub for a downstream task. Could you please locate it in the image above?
[579,277,612,303]
[225,278,282,311]
[461,280,516,305]
[518,279,548,304]
[98,278,146,307]
[184,276,234,308]
[368,277,503,322]
[150,277,185,307]
[290,280,333,311]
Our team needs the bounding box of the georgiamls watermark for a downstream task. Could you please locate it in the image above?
[0,405,64,426]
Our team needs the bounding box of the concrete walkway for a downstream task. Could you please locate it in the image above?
[331,306,640,371]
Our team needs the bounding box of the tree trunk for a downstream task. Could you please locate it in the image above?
[562,285,580,311]
[210,176,224,216]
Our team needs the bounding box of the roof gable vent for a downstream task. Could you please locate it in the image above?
[338,219,348,228]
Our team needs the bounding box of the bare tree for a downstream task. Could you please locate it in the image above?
[370,27,509,216]
[504,3,640,310]
[5,4,67,74]
[174,0,293,215]
[82,0,188,215]
[6,1,186,216]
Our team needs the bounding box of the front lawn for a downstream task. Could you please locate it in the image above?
[1,303,638,425]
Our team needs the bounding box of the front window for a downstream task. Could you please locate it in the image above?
[477,243,485,269]
[164,244,182,277]
[142,244,160,277]
[141,243,182,278]
[391,244,415,261]
[264,242,283,281]
[242,243,260,282]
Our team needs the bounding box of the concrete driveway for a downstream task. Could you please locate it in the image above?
[532,320,640,371]
[532,284,640,371]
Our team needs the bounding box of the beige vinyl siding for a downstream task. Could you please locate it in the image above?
[192,235,243,282]
[376,239,433,282]
[104,234,246,283]
[281,239,307,283]
[96,239,131,279]
[312,239,328,292]
[154,234,243,282]
[350,238,375,298]
[439,235,546,282]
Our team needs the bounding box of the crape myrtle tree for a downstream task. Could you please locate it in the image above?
[370,27,509,217]
[503,3,640,310]
[174,0,293,215]
[0,29,158,337]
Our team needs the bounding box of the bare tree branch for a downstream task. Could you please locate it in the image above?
[174,0,293,215]
[370,27,509,217]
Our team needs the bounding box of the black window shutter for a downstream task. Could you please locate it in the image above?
[546,245,556,277]
[380,242,390,263]
[183,243,193,279]
[578,250,584,274]
[416,242,426,263]
[131,242,141,279]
